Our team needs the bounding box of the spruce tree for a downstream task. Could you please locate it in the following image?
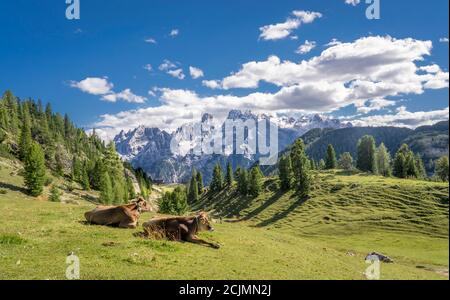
[393,152,407,178]
[415,154,427,179]
[236,167,249,196]
[325,144,337,170]
[210,164,224,193]
[49,185,61,202]
[435,156,449,182]
[318,159,326,170]
[357,135,377,173]
[279,155,292,190]
[196,171,204,194]
[290,139,311,198]
[81,163,91,191]
[339,152,353,171]
[24,142,46,197]
[226,162,234,186]
[19,103,32,161]
[376,143,391,177]
[188,174,199,203]
[126,176,136,200]
[249,166,264,197]
[99,171,113,204]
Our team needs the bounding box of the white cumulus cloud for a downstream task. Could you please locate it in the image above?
[296,40,316,54]
[70,77,146,104]
[189,66,204,79]
[259,10,322,41]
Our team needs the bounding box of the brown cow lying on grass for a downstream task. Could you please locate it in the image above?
[141,212,220,249]
[85,197,150,229]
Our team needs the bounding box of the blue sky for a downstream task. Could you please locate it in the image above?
[0,0,448,139]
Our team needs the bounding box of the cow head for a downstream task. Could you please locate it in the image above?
[133,197,151,213]
[196,212,215,232]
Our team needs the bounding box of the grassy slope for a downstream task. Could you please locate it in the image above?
[0,159,448,280]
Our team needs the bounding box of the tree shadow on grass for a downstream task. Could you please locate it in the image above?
[255,194,310,228]
[0,181,28,194]
[237,189,287,222]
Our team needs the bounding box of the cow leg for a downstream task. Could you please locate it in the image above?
[119,221,137,229]
[186,235,220,249]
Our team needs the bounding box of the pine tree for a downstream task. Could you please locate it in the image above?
[318,159,326,170]
[357,135,377,173]
[187,173,199,203]
[24,142,46,197]
[99,171,113,204]
[125,176,136,200]
[376,143,391,177]
[414,154,427,179]
[393,152,407,178]
[81,163,91,191]
[210,164,224,193]
[3,90,19,135]
[49,185,61,202]
[71,157,82,182]
[339,152,353,171]
[226,162,234,186]
[435,156,449,182]
[405,152,418,178]
[249,166,264,197]
[159,187,189,215]
[196,171,204,194]
[279,155,292,190]
[290,139,311,198]
[392,144,421,179]
[325,144,337,170]
[18,104,32,161]
[236,167,249,196]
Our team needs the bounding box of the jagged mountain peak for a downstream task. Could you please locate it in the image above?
[113,110,351,183]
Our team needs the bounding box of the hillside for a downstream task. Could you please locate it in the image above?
[305,121,449,173]
[261,121,449,176]
[0,90,152,205]
[0,160,448,279]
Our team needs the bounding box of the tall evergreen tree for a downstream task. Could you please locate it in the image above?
[339,152,353,171]
[81,162,91,191]
[290,139,311,198]
[236,167,249,196]
[435,156,449,182]
[249,166,264,197]
[415,154,427,179]
[376,143,391,177]
[196,171,204,194]
[187,173,199,203]
[210,164,224,193]
[99,171,113,204]
[393,144,421,179]
[325,144,337,170]
[18,104,32,161]
[393,152,407,178]
[318,159,326,170]
[357,135,377,173]
[24,142,46,197]
[226,162,234,186]
[279,155,293,190]
[125,176,136,200]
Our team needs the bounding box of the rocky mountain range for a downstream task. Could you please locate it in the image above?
[113,110,352,184]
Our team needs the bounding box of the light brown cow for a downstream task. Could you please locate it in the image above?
[84,197,150,229]
[142,212,220,249]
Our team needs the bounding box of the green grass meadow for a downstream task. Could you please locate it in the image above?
[0,160,448,280]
